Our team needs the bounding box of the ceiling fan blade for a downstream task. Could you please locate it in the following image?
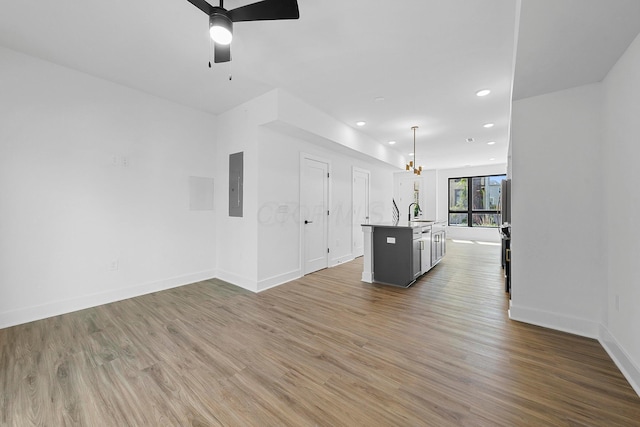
[186,0,214,15]
[214,42,231,63]
[228,0,299,22]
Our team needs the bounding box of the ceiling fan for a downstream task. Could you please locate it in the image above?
[186,0,300,63]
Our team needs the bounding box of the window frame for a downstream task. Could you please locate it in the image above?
[448,174,506,228]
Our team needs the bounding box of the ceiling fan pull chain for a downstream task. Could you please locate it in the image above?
[208,35,213,68]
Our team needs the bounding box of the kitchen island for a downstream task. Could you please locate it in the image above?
[361,220,446,287]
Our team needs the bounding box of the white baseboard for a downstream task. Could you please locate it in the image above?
[215,269,258,292]
[256,255,358,292]
[0,269,217,330]
[361,271,373,283]
[599,324,640,397]
[257,269,301,292]
[330,254,355,267]
[508,303,599,338]
[508,305,640,397]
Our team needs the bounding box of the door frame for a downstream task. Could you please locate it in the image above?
[352,166,370,258]
[299,152,332,275]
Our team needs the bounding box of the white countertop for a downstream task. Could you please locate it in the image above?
[361,220,441,229]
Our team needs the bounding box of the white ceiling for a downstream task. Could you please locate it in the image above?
[1,1,638,170]
[513,0,640,101]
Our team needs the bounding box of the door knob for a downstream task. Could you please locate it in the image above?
[304,220,313,224]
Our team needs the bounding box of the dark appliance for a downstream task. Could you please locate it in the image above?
[500,179,511,224]
[500,225,511,293]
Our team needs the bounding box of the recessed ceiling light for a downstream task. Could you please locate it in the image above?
[489,157,496,161]
[388,140,396,145]
[409,153,414,156]
[476,89,491,97]
[356,121,366,126]
[487,141,496,145]
[483,123,494,128]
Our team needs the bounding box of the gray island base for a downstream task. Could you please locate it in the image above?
[362,221,445,287]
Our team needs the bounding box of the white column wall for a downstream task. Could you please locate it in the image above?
[0,47,218,328]
[510,83,604,337]
[214,92,277,291]
[601,32,640,393]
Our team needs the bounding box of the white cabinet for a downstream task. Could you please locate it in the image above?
[431,223,446,266]
[419,229,431,274]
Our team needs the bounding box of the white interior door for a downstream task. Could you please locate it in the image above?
[352,168,370,257]
[302,157,329,274]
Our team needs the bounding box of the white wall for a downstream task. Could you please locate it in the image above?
[0,47,218,328]
[255,129,303,289]
[393,170,437,222]
[214,92,278,291]
[254,91,397,291]
[437,164,508,242]
[510,37,640,394]
[510,83,604,337]
[213,89,397,292]
[256,128,395,290]
[601,32,640,393]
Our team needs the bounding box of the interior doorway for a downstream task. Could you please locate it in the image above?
[352,167,370,257]
[301,155,330,274]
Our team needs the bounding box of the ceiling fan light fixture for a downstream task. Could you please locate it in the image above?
[187,0,300,63]
[209,13,233,45]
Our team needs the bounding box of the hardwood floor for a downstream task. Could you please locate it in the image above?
[1,241,639,426]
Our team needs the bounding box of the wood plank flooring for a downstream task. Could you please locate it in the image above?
[2,241,640,426]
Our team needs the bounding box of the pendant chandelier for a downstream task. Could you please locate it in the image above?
[405,126,422,175]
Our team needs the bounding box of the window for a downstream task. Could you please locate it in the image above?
[448,174,506,227]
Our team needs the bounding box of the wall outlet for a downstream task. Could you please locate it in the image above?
[109,259,119,271]
[110,155,130,168]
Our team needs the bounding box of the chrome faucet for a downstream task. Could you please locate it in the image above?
[408,202,422,221]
